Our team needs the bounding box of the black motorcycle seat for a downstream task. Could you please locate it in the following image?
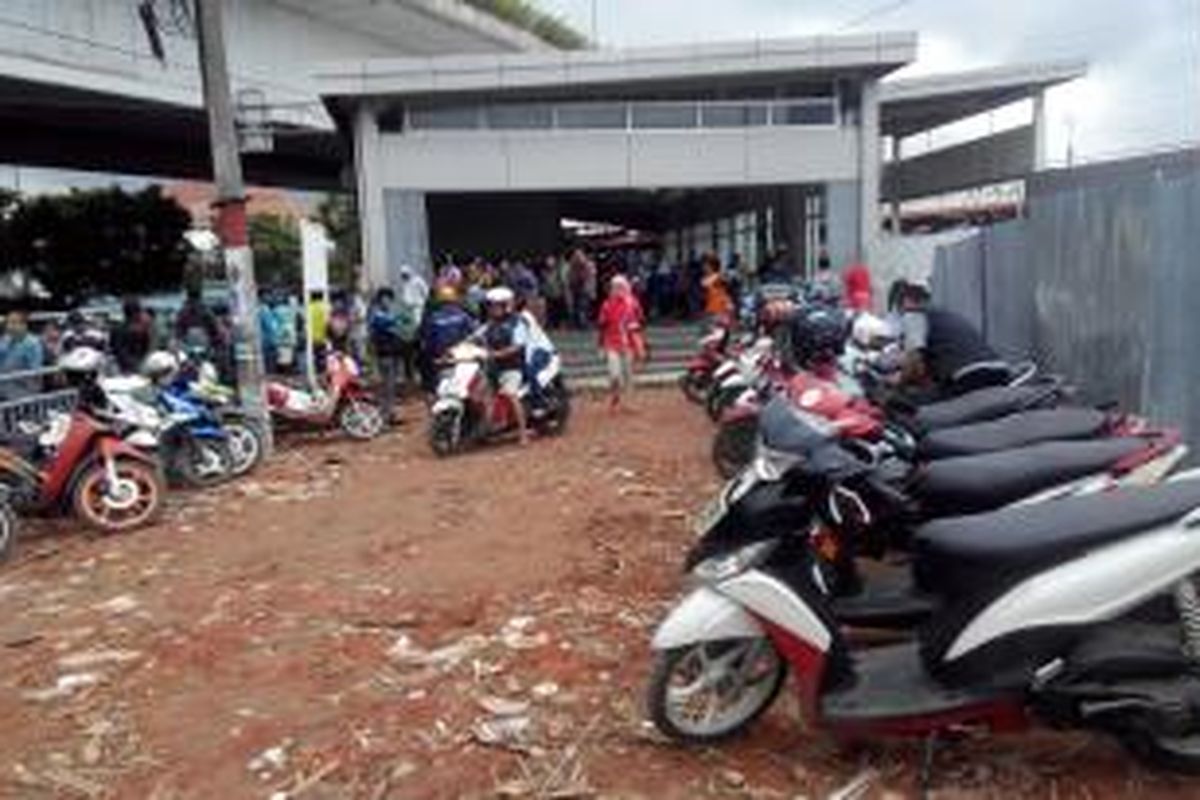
[912,437,1149,517]
[913,479,1200,601]
[914,384,1056,433]
[918,408,1109,460]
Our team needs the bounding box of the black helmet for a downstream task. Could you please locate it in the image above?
[790,306,848,367]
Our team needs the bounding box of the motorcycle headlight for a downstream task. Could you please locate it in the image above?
[692,541,778,584]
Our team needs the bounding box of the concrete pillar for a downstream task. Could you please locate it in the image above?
[889,135,903,234]
[825,181,859,272]
[384,190,431,284]
[353,102,388,289]
[1032,90,1048,171]
[858,79,882,262]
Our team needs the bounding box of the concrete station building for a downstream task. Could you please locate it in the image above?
[0,2,1084,289]
[317,38,1084,289]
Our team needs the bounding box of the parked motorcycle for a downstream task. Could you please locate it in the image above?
[680,325,733,405]
[648,478,1200,773]
[166,358,265,477]
[0,409,164,533]
[428,341,570,456]
[101,374,233,489]
[691,396,1186,629]
[266,351,384,440]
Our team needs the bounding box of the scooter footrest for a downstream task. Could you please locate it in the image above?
[822,643,1006,724]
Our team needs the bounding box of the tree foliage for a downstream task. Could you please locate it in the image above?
[248,213,301,289]
[315,193,360,289]
[462,0,588,49]
[1,186,190,305]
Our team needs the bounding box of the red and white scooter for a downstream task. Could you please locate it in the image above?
[266,351,384,439]
[647,476,1200,773]
[427,341,569,456]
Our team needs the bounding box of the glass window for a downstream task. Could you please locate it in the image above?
[408,106,480,130]
[555,103,627,129]
[701,104,768,128]
[632,103,698,129]
[772,101,836,126]
[486,103,552,130]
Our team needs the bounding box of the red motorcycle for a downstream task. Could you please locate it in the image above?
[680,324,733,405]
[0,409,165,534]
[266,351,385,439]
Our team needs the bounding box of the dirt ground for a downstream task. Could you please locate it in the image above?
[0,390,1196,799]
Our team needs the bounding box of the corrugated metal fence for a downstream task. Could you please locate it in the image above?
[933,155,1200,454]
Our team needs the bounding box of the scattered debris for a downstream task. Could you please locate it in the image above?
[94,594,140,615]
[387,633,489,669]
[828,768,878,800]
[58,648,141,670]
[247,741,293,779]
[531,681,561,700]
[478,695,531,717]
[471,715,532,752]
[24,672,101,702]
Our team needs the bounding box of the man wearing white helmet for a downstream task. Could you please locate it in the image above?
[481,286,529,445]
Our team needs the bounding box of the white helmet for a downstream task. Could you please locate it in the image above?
[58,346,105,374]
[852,313,890,348]
[142,350,180,380]
[485,286,515,307]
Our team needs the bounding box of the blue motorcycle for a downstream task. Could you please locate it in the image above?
[155,386,233,488]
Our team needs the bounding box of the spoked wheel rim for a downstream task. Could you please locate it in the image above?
[76,462,162,533]
[224,423,263,476]
[191,441,229,481]
[341,401,384,439]
[658,638,784,739]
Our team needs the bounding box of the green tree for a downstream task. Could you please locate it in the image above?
[2,186,190,305]
[315,193,360,289]
[248,213,301,289]
[462,0,587,49]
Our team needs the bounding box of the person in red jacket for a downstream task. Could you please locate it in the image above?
[596,274,644,411]
[843,263,874,312]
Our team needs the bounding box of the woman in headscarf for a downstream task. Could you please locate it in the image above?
[596,274,645,411]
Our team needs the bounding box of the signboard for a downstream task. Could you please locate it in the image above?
[300,219,330,295]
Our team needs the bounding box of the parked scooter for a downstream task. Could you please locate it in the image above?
[428,340,570,456]
[166,354,265,477]
[266,350,384,440]
[648,478,1200,773]
[692,396,1186,629]
[680,324,734,405]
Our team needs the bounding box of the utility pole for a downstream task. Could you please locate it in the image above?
[194,0,272,453]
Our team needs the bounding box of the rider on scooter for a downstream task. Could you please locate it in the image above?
[480,287,529,446]
[514,296,559,417]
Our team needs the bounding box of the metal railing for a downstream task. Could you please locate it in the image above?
[405,97,840,133]
[0,367,77,437]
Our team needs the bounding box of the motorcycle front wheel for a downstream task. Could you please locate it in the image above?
[0,502,17,563]
[680,371,710,405]
[338,399,385,440]
[429,409,463,457]
[536,379,571,437]
[647,637,786,744]
[72,458,164,533]
[176,438,233,488]
[222,417,266,477]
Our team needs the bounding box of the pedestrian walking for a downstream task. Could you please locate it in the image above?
[596,275,644,412]
[701,255,734,323]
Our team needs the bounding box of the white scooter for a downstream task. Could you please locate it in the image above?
[647,475,1200,774]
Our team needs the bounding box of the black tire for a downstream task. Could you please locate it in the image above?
[1120,726,1200,774]
[646,639,787,744]
[176,437,232,489]
[429,409,462,457]
[536,379,571,437]
[72,458,164,533]
[0,503,17,563]
[221,415,266,477]
[680,371,710,405]
[712,416,758,479]
[338,399,385,440]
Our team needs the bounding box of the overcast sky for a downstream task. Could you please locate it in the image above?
[539,0,1200,161]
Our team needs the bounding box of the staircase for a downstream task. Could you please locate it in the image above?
[551,324,704,390]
